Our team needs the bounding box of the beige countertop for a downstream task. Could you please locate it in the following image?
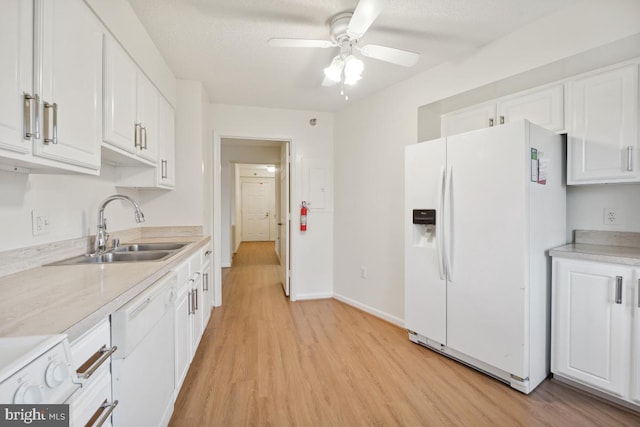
[0,234,210,341]
[550,230,640,266]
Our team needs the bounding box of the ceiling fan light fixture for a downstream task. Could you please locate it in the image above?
[324,56,344,83]
[343,55,364,85]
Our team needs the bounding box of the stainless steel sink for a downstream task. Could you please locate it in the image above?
[46,250,174,266]
[114,242,187,252]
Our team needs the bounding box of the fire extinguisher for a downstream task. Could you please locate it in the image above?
[300,201,308,231]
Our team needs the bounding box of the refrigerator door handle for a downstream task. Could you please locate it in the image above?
[444,166,454,280]
[437,166,446,280]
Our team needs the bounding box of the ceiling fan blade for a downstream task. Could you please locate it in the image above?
[268,38,334,48]
[322,76,338,87]
[360,44,420,67]
[347,0,386,39]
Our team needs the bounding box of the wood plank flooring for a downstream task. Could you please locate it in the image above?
[169,241,640,426]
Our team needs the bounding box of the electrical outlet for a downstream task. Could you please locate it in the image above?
[604,208,617,225]
[32,209,50,235]
[360,266,367,279]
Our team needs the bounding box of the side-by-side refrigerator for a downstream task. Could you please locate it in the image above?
[405,119,566,394]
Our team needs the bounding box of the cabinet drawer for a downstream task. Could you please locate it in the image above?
[69,369,116,427]
[70,318,114,384]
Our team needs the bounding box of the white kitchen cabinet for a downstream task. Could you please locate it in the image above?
[0,0,32,158]
[174,260,191,394]
[552,258,634,401]
[567,64,639,184]
[0,0,102,174]
[189,252,204,355]
[497,84,564,132]
[441,103,496,136]
[115,95,175,189]
[441,85,565,137]
[34,0,102,171]
[201,245,214,326]
[102,35,159,167]
[633,280,640,405]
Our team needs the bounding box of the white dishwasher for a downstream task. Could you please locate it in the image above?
[111,271,176,427]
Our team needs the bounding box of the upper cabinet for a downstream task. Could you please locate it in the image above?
[566,64,639,185]
[103,35,159,166]
[441,85,565,137]
[0,0,102,174]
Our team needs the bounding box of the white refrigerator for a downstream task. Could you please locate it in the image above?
[405,120,566,394]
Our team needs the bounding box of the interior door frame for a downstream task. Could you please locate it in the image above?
[212,132,294,305]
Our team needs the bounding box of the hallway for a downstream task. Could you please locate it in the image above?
[169,242,640,426]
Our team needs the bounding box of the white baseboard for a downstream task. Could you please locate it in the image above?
[295,292,333,301]
[222,262,231,268]
[332,293,405,328]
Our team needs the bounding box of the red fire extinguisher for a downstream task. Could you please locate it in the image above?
[300,201,308,231]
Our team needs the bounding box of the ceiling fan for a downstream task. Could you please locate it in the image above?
[268,0,420,98]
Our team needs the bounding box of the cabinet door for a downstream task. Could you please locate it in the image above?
[103,35,137,154]
[552,259,632,397]
[158,97,175,188]
[567,64,639,184]
[441,103,496,137]
[498,85,564,132]
[174,290,190,392]
[190,278,204,355]
[35,0,102,171]
[136,74,159,163]
[632,273,640,404]
[0,0,32,155]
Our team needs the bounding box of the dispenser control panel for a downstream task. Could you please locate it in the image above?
[413,209,436,225]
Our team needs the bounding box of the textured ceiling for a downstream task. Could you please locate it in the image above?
[127,0,582,112]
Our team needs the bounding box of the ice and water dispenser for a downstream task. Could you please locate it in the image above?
[411,209,436,247]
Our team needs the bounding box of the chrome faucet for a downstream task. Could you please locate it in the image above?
[94,195,145,254]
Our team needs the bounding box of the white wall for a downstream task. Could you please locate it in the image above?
[211,105,333,300]
[0,166,140,251]
[138,80,208,228]
[220,144,280,266]
[333,0,640,325]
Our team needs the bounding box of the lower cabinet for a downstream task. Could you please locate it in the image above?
[69,318,117,426]
[552,257,639,408]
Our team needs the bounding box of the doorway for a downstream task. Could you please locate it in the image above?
[220,138,291,297]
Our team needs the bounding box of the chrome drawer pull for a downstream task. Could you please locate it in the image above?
[77,345,117,379]
[88,399,119,427]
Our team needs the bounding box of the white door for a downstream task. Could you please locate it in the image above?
[0,0,32,155]
[279,143,290,296]
[404,139,447,345]
[633,270,640,404]
[441,103,496,136]
[102,34,137,153]
[497,84,564,132]
[552,259,631,397]
[242,181,271,241]
[567,64,639,184]
[34,0,102,170]
[445,123,528,378]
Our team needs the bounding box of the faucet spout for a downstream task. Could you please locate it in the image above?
[94,194,145,254]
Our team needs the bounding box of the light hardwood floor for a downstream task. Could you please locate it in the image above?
[170,241,640,426]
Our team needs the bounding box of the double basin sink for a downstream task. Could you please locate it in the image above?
[47,242,188,266]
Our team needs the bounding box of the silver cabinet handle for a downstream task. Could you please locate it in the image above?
[627,146,633,172]
[43,102,53,144]
[23,93,36,139]
[203,273,209,291]
[187,290,192,315]
[499,115,505,125]
[489,118,494,127]
[615,276,623,304]
[134,123,141,148]
[52,103,58,144]
[205,250,212,257]
[142,126,147,149]
[161,160,167,179]
[90,399,119,427]
[76,345,118,380]
[195,288,199,311]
